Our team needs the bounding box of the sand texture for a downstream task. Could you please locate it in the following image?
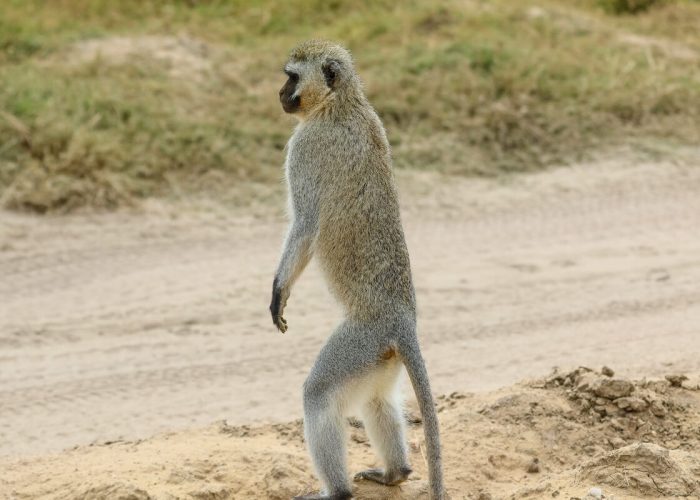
[2,367,700,499]
[1,154,700,498]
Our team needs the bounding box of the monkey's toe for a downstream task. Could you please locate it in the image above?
[354,466,412,486]
[293,492,352,500]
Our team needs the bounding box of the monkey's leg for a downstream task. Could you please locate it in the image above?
[354,371,412,486]
[297,320,388,500]
[297,392,352,500]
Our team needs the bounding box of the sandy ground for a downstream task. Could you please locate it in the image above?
[1,153,700,497]
[2,367,700,499]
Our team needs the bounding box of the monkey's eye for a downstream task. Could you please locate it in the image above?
[285,70,299,82]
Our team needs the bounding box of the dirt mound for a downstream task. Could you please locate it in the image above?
[2,367,699,499]
[581,443,698,497]
[544,366,700,453]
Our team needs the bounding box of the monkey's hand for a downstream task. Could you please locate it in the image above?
[270,279,289,333]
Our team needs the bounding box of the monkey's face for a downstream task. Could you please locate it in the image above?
[279,67,302,114]
[279,58,342,118]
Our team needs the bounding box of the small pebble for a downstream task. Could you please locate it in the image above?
[665,374,688,387]
[601,366,614,377]
[587,486,603,499]
[526,457,540,473]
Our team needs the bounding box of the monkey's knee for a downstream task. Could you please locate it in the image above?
[302,375,326,412]
[303,371,339,413]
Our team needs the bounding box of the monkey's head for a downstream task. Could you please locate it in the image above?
[279,40,359,119]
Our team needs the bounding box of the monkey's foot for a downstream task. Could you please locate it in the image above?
[293,491,352,500]
[354,466,412,486]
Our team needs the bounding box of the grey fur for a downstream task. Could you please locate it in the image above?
[270,40,445,500]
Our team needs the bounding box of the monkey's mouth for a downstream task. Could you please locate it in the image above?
[281,95,301,114]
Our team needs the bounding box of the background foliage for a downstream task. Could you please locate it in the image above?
[0,0,698,211]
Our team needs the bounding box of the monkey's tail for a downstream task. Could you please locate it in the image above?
[398,336,445,500]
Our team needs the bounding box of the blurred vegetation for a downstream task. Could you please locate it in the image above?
[0,0,699,212]
[598,0,665,14]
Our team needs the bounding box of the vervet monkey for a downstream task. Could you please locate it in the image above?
[270,40,445,500]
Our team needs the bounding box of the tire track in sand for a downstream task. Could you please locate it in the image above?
[1,158,700,457]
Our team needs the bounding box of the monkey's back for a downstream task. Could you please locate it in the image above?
[292,107,415,320]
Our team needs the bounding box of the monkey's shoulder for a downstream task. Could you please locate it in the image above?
[290,114,387,159]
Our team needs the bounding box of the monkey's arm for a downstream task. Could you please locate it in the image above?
[270,218,316,333]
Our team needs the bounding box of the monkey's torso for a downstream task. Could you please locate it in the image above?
[285,105,415,321]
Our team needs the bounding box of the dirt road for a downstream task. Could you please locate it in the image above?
[1,156,699,457]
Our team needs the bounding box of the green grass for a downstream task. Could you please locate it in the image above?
[0,0,699,212]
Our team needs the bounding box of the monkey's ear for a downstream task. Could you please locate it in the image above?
[322,59,341,89]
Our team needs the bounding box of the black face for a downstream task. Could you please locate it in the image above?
[279,70,300,114]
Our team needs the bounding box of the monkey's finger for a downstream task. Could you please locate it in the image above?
[273,315,288,333]
[279,317,288,333]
